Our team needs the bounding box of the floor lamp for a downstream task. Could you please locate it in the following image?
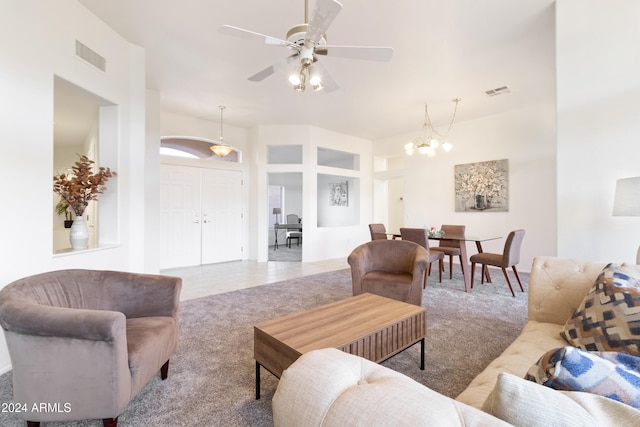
[613,177,640,264]
[273,207,281,225]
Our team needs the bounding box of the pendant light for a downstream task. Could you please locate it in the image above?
[210,105,233,157]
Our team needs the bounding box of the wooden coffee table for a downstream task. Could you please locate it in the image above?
[254,293,426,399]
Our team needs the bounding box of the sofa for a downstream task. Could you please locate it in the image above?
[272,256,640,426]
[0,269,181,426]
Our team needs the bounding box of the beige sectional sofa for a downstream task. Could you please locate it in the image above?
[272,256,640,426]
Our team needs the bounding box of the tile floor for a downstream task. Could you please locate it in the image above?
[162,258,349,301]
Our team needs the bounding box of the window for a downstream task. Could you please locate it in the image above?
[317,147,359,170]
[268,185,284,227]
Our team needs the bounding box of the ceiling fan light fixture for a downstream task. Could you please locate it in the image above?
[292,66,307,91]
[221,0,394,95]
[309,66,321,84]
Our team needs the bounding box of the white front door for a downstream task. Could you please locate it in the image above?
[201,168,243,264]
[160,164,243,269]
[160,164,202,269]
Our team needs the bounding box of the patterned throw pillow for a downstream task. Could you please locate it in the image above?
[560,263,640,355]
[526,346,640,408]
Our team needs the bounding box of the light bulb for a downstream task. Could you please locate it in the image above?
[289,73,301,85]
[417,142,430,155]
[309,74,321,86]
[442,141,453,152]
[404,142,415,156]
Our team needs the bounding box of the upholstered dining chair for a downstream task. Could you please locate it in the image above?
[0,269,182,427]
[430,225,466,280]
[368,223,389,240]
[348,240,430,306]
[286,213,302,247]
[400,227,444,288]
[470,229,526,297]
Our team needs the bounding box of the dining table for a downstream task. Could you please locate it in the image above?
[384,231,502,292]
[427,234,501,292]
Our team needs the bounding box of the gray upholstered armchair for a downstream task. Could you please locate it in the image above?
[348,240,429,306]
[0,269,182,427]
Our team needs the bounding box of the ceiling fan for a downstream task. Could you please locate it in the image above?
[219,0,393,92]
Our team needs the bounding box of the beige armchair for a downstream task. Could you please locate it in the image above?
[0,269,182,427]
[348,240,430,306]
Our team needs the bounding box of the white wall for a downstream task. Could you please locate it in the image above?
[373,102,557,271]
[556,0,640,264]
[0,0,146,372]
[254,125,373,262]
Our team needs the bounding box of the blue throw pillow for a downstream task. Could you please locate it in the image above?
[526,346,640,408]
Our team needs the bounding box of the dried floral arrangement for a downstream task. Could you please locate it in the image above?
[53,154,117,217]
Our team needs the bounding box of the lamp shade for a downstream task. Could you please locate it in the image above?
[613,177,640,216]
[272,208,281,215]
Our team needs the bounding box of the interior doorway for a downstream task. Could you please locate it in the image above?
[387,177,404,233]
[268,172,302,261]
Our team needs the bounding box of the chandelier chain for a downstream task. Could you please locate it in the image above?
[219,105,225,142]
[425,98,460,139]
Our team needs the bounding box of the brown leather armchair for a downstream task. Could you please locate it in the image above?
[348,240,430,306]
[0,269,182,427]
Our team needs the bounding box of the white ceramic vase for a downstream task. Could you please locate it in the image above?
[70,215,89,250]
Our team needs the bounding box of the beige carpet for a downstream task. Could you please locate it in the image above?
[0,266,528,426]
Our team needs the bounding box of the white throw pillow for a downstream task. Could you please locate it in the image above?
[482,372,640,427]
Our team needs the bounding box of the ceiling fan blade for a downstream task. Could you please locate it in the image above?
[312,58,339,93]
[306,0,343,44]
[318,45,393,61]
[219,25,294,48]
[248,54,299,82]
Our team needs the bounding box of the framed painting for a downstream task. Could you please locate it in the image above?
[329,181,348,207]
[454,159,508,212]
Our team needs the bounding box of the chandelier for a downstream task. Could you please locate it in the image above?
[210,105,234,157]
[405,98,461,157]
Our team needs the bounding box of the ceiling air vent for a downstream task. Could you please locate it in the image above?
[75,40,106,72]
[484,86,510,97]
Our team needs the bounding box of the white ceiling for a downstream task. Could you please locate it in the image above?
[78,0,556,141]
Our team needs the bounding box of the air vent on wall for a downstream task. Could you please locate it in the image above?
[484,86,510,97]
[75,40,107,72]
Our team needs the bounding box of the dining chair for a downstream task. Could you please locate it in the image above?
[400,228,444,288]
[469,229,526,297]
[286,214,302,247]
[368,223,389,240]
[430,225,466,279]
